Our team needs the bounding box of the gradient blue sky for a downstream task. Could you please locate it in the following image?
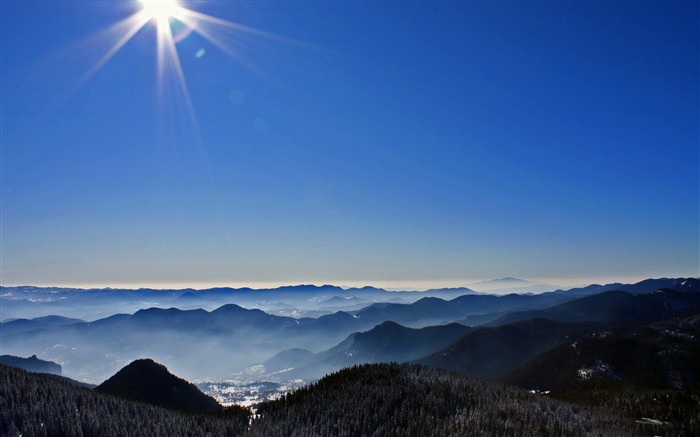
[1,1,698,289]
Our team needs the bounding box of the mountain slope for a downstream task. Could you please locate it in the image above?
[505,314,700,391]
[553,277,700,297]
[417,290,700,380]
[262,348,316,373]
[0,354,62,375]
[96,359,220,413]
[329,320,473,363]
[0,315,84,336]
[261,321,473,380]
[489,289,700,326]
[250,363,630,436]
[416,318,598,379]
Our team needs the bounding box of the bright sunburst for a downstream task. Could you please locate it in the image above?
[65,0,294,135]
[139,0,185,24]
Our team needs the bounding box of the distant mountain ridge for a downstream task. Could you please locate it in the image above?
[4,277,695,324]
[552,277,700,297]
[3,277,695,299]
[0,315,84,336]
[489,288,700,326]
[264,321,474,379]
[2,277,697,382]
[0,283,479,322]
[485,277,528,284]
[0,354,62,375]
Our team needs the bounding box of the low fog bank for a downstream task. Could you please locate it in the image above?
[0,284,487,322]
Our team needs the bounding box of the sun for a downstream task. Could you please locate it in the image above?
[139,0,185,24]
[67,0,294,136]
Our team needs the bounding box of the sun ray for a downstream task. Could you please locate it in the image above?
[155,16,200,136]
[54,0,330,145]
[68,12,151,98]
[183,8,332,53]
[175,15,261,73]
[65,0,323,107]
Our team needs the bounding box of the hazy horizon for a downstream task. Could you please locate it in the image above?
[1,274,694,293]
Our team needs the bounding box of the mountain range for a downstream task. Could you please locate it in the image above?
[245,279,700,384]
[0,283,573,381]
[0,283,480,322]
[1,277,697,384]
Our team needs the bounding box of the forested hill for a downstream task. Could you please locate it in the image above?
[96,358,220,413]
[0,364,248,436]
[251,363,631,436]
[3,361,681,436]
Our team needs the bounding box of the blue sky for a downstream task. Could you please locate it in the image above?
[1,0,698,289]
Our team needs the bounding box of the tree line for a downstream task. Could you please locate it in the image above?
[3,363,698,436]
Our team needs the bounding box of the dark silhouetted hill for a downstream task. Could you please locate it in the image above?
[0,364,248,436]
[96,358,220,413]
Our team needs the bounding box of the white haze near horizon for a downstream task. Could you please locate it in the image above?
[0,274,663,294]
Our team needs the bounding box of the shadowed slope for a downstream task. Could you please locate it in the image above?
[96,358,220,413]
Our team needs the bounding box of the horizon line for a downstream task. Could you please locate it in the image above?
[1,275,695,293]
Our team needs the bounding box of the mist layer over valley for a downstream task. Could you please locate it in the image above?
[0,282,526,381]
[2,278,698,386]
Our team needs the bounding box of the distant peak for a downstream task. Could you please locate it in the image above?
[488,277,527,283]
